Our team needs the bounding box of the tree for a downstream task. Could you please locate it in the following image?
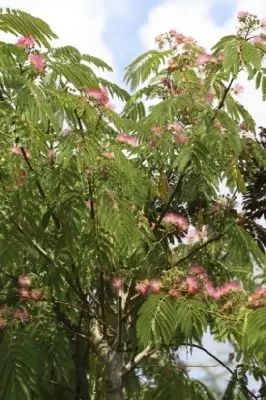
[0,7,266,400]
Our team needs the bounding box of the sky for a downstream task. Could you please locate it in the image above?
[2,0,266,395]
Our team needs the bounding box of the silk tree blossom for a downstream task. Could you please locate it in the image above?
[0,319,7,329]
[155,34,166,49]
[152,125,164,136]
[102,151,115,159]
[86,87,110,106]
[168,122,182,133]
[240,121,249,132]
[136,280,150,295]
[163,212,189,231]
[186,276,198,294]
[186,227,208,245]
[218,52,225,62]
[237,11,249,21]
[205,280,240,299]
[196,53,210,66]
[261,18,266,29]
[188,265,207,277]
[18,275,31,287]
[14,308,29,323]
[113,278,122,291]
[10,146,31,158]
[17,35,35,49]
[168,288,180,298]
[19,288,30,299]
[30,289,43,300]
[118,133,139,147]
[150,280,161,294]
[214,120,226,136]
[232,84,244,95]
[175,133,187,144]
[30,54,46,75]
[250,36,266,44]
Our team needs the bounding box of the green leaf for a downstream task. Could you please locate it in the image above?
[241,40,262,69]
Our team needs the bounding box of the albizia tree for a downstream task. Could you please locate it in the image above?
[1,7,266,400]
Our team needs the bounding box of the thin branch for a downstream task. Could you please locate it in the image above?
[20,146,61,229]
[180,343,259,399]
[174,233,226,266]
[217,77,235,110]
[153,173,185,232]
[123,346,152,375]
[14,222,54,264]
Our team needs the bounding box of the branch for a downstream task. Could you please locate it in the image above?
[217,77,235,110]
[174,233,226,266]
[123,346,152,375]
[180,343,259,399]
[20,146,61,229]
[153,173,185,232]
[14,222,54,264]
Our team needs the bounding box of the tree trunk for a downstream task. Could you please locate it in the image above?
[105,351,125,400]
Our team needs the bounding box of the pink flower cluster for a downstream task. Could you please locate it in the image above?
[10,146,31,158]
[186,227,208,245]
[85,87,114,109]
[136,279,161,295]
[163,212,189,231]
[18,274,43,301]
[248,287,266,309]
[168,265,240,300]
[17,35,35,49]
[117,133,139,147]
[0,305,29,328]
[30,54,46,75]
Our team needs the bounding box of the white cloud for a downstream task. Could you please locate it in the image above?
[139,0,266,126]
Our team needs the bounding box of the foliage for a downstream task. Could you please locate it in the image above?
[0,7,266,400]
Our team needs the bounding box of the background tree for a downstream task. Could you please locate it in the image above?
[0,7,266,400]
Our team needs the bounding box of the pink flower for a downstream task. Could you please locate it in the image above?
[152,126,164,136]
[237,11,249,21]
[150,280,161,294]
[85,87,109,106]
[30,289,43,300]
[17,171,27,185]
[168,288,180,298]
[261,18,266,30]
[0,319,7,329]
[163,213,189,231]
[188,265,207,277]
[102,151,115,159]
[30,54,46,75]
[186,276,198,295]
[232,84,244,95]
[240,121,249,132]
[18,275,31,287]
[169,29,177,36]
[136,280,150,295]
[10,147,31,158]
[209,56,218,64]
[218,52,225,61]
[174,33,186,45]
[187,231,201,244]
[17,36,35,49]
[196,53,210,66]
[117,133,139,147]
[113,278,122,291]
[175,134,187,144]
[19,288,30,299]
[214,120,226,135]
[86,201,96,210]
[14,308,29,323]
[250,36,265,44]
[207,88,216,104]
[168,122,182,133]
[205,281,221,299]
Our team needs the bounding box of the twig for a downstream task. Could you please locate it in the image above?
[174,233,226,266]
[153,173,185,232]
[123,346,153,375]
[20,146,60,229]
